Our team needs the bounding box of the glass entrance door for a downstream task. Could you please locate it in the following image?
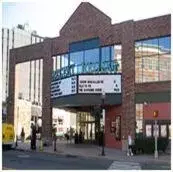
[76,111,96,143]
[87,122,95,141]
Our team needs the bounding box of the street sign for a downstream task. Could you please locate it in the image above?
[153,124,159,137]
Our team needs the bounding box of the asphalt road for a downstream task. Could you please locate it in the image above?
[3,149,171,170]
[3,150,113,170]
[140,162,171,170]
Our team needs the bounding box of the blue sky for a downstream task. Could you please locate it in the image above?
[2,0,172,38]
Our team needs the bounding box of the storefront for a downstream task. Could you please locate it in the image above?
[7,2,171,150]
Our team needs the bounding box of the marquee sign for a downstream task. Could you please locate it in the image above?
[51,74,121,98]
[78,75,121,94]
[51,76,77,98]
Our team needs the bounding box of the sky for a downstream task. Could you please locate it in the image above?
[1,0,173,38]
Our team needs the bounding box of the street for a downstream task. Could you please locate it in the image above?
[3,150,112,170]
[140,162,171,170]
[3,149,170,170]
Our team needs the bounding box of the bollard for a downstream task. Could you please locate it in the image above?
[39,139,43,151]
[54,138,56,152]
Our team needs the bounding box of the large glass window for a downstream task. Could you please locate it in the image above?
[52,43,121,79]
[101,45,122,73]
[61,54,68,68]
[84,48,99,72]
[135,36,171,83]
[112,45,122,73]
[101,46,110,62]
[85,48,99,64]
[70,51,84,74]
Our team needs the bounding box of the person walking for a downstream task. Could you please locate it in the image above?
[127,131,134,156]
[31,123,37,150]
[20,127,25,142]
[69,127,74,144]
[65,128,70,144]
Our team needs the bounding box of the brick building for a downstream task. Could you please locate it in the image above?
[7,2,171,150]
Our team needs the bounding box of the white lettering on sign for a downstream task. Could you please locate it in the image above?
[51,76,77,98]
[78,75,121,93]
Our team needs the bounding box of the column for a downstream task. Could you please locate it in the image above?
[41,40,53,145]
[7,50,16,125]
[121,20,135,150]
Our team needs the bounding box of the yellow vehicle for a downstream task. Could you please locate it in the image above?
[2,123,15,149]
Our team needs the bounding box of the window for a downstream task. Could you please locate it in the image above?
[53,42,121,79]
[85,48,99,64]
[56,56,60,70]
[135,36,171,83]
[61,54,68,68]
[149,59,152,69]
[145,121,170,138]
[101,46,110,62]
[84,48,99,72]
[69,38,99,52]
[160,125,167,137]
[168,125,171,139]
[70,51,84,74]
[136,104,143,133]
[112,45,122,72]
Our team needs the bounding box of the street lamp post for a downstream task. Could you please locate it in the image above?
[101,91,106,156]
[154,120,158,158]
[153,110,159,159]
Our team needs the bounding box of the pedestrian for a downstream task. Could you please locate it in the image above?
[31,123,37,150]
[90,129,92,140]
[20,127,25,142]
[79,129,82,144]
[74,131,79,144]
[127,131,134,156]
[65,129,70,144]
[69,127,73,144]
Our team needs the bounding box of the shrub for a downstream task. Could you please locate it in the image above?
[134,137,169,154]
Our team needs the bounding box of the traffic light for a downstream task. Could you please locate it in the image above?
[153,110,159,118]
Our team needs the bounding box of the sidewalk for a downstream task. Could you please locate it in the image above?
[16,140,171,164]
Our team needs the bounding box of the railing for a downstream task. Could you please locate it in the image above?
[52,60,119,81]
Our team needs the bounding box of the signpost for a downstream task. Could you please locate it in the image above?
[101,91,106,156]
[153,110,159,159]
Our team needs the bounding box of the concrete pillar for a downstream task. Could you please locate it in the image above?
[121,20,135,150]
[41,40,53,145]
[7,50,16,125]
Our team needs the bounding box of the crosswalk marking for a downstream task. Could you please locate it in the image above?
[17,154,30,158]
[108,161,141,170]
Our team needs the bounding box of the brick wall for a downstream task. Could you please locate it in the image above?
[134,14,171,40]
[143,102,171,120]
[135,81,171,93]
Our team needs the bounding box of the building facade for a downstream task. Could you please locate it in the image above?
[2,24,44,111]
[7,2,171,149]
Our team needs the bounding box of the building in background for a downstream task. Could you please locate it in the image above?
[2,24,44,119]
[52,108,76,137]
[2,24,45,138]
